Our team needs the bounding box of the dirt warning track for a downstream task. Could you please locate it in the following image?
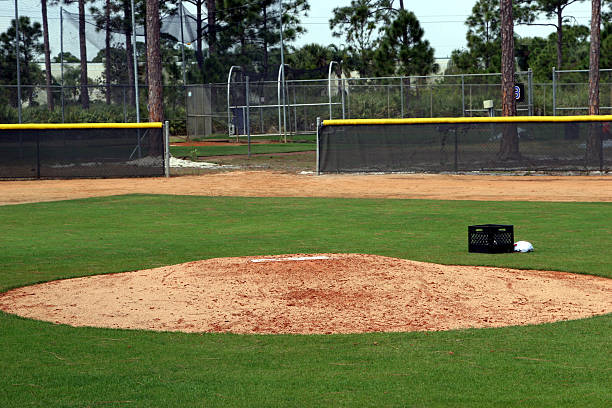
[0,171,610,205]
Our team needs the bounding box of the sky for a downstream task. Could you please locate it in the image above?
[298,0,595,57]
[0,0,597,61]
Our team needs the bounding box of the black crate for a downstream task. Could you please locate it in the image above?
[468,224,514,253]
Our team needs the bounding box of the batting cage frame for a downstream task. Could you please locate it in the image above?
[0,122,169,179]
[316,116,612,174]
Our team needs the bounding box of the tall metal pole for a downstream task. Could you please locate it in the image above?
[328,61,338,119]
[14,0,22,123]
[277,65,282,139]
[228,65,241,139]
[179,1,187,85]
[341,78,345,119]
[527,68,534,116]
[461,74,465,116]
[400,77,404,118]
[164,120,170,177]
[552,66,556,116]
[131,0,140,122]
[246,76,251,158]
[279,0,287,142]
[316,117,320,175]
[60,7,65,122]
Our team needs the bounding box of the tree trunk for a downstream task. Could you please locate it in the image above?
[587,0,602,169]
[589,0,601,116]
[78,0,89,109]
[41,0,54,111]
[499,0,520,161]
[146,0,163,124]
[196,0,204,70]
[123,0,135,106]
[556,6,563,69]
[262,6,269,78]
[105,0,111,105]
[206,0,216,56]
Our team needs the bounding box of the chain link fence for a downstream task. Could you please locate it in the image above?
[552,68,612,116]
[1,68,611,141]
[221,71,537,139]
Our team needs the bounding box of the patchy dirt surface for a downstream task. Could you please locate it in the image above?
[0,171,610,205]
[1,254,611,335]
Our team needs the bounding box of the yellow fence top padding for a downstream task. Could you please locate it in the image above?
[0,122,163,130]
[322,115,612,126]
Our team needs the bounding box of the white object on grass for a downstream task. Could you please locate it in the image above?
[514,241,534,253]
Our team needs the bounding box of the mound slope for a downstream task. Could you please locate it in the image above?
[1,254,610,334]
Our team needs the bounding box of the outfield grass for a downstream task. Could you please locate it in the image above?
[170,142,316,158]
[1,195,611,407]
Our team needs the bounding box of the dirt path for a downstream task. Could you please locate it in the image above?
[0,171,610,205]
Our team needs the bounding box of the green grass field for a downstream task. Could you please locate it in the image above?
[1,195,611,407]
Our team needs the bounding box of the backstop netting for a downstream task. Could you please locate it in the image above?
[0,123,165,179]
[317,116,612,173]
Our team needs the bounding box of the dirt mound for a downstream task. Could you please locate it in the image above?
[1,254,611,335]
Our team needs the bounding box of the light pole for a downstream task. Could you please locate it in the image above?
[328,61,338,119]
[131,0,140,122]
[13,0,22,123]
[278,0,287,142]
[179,1,187,86]
[60,7,65,122]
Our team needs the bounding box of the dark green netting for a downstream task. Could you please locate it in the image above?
[0,126,164,179]
[319,121,611,173]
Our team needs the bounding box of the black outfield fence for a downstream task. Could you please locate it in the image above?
[318,116,612,174]
[0,123,166,179]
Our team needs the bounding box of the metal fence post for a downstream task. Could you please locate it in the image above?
[164,120,170,177]
[341,78,346,119]
[461,75,465,116]
[528,68,534,116]
[316,117,321,175]
[400,77,404,118]
[430,86,433,117]
[387,85,391,117]
[246,76,251,158]
[123,87,127,122]
[293,85,298,133]
[552,67,556,116]
[347,79,351,118]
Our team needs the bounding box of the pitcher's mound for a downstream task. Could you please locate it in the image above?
[1,254,611,334]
